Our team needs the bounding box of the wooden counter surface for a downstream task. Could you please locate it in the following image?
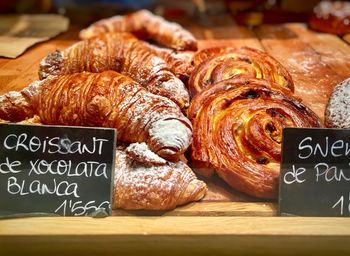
[1,216,350,256]
[1,21,350,255]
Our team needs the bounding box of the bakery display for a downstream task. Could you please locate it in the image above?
[189,47,294,97]
[39,32,190,109]
[189,78,321,198]
[113,147,207,210]
[3,7,346,211]
[79,9,198,51]
[309,1,350,35]
[325,77,350,128]
[0,71,192,161]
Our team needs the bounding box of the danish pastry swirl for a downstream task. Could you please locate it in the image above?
[189,47,294,97]
[189,78,320,198]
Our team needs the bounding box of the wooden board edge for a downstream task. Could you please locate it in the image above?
[1,234,350,256]
[1,216,350,236]
[112,202,277,216]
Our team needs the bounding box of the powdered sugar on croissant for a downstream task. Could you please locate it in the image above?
[0,71,192,160]
[39,32,190,109]
[113,147,207,210]
[126,142,167,166]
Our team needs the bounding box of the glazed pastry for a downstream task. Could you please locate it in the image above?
[325,77,350,128]
[192,47,232,66]
[189,47,294,97]
[0,71,192,160]
[80,9,198,51]
[189,78,321,198]
[113,147,207,210]
[309,1,350,35]
[39,32,189,109]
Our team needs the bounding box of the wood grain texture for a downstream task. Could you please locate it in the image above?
[113,202,276,216]
[1,216,350,256]
[197,25,263,50]
[254,24,344,121]
[0,26,79,94]
[1,216,350,235]
[286,23,350,79]
[343,34,350,44]
[1,235,350,256]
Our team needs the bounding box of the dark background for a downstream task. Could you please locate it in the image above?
[280,128,350,217]
[0,0,338,26]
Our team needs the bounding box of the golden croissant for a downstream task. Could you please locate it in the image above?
[189,78,320,199]
[189,47,294,96]
[80,9,198,51]
[39,32,190,109]
[145,42,195,81]
[113,147,207,210]
[0,71,192,160]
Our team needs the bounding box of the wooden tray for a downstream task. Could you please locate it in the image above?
[1,22,350,255]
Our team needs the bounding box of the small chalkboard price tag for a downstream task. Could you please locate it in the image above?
[0,124,116,216]
[279,128,350,217]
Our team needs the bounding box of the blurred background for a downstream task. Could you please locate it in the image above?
[0,0,333,26]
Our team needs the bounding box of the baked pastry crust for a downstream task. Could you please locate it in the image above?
[113,147,207,210]
[189,47,294,97]
[145,42,194,81]
[39,32,189,109]
[80,9,197,51]
[0,71,192,160]
[189,78,321,198]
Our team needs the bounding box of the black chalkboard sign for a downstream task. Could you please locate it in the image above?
[279,128,350,217]
[0,124,116,216]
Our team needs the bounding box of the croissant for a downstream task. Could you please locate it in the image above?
[0,71,192,160]
[145,42,195,81]
[39,32,189,109]
[113,147,207,210]
[79,9,198,51]
[189,78,321,198]
[189,47,294,97]
[0,115,41,125]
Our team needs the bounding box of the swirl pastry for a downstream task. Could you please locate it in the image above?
[189,78,321,198]
[192,47,232,66]
[0,71,192,160]
[79,9,197,51]
[39,32,189,109]
[189,47,294,97]
[113,147,207,210]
